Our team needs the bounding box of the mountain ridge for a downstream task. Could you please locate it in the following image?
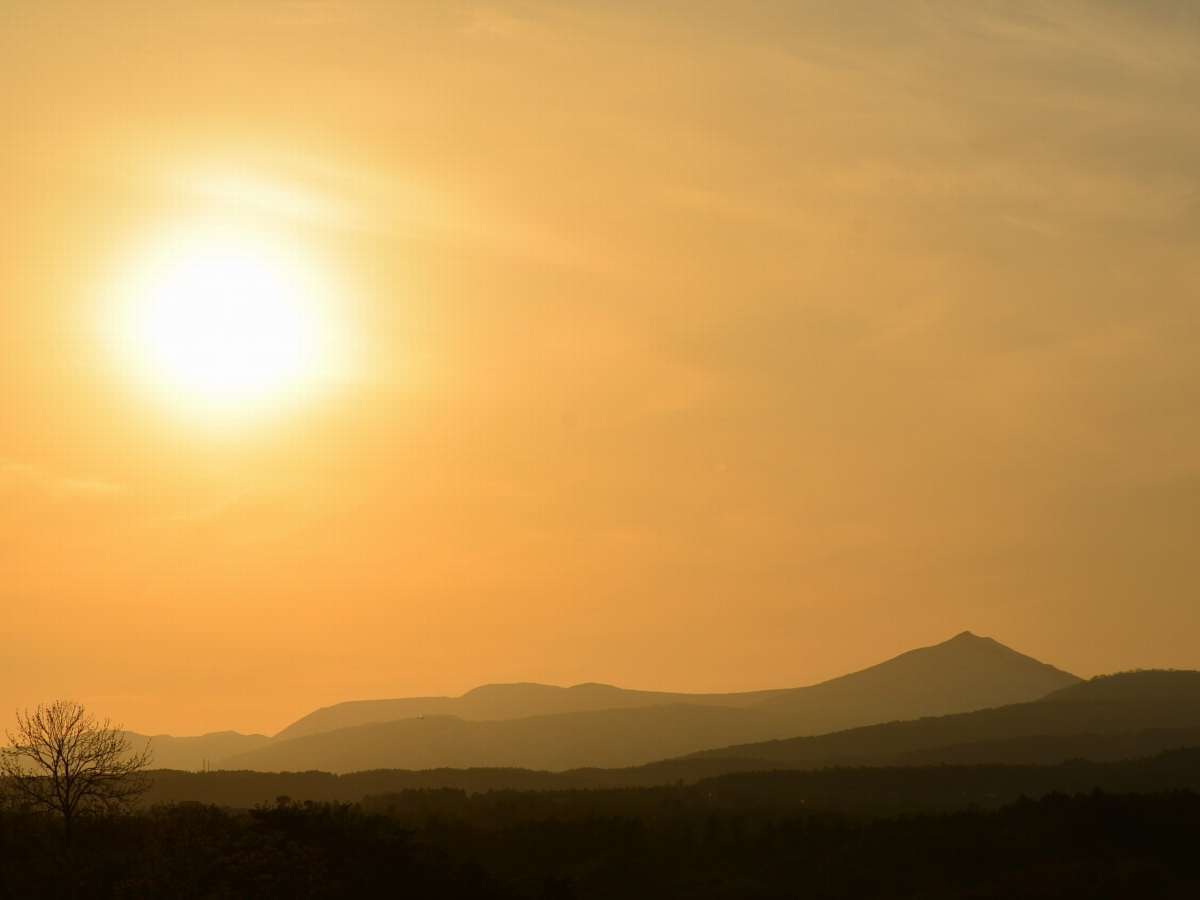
[124,730,272,771]
[218,631,1080,773]
[137,671,1200,809]
[272,630,1077,743]
[683,670,1200,768]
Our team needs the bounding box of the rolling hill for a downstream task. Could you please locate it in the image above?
[685,670,1200,769]
[226,704,777,772]
[274,681,784,741]
[141,746,1200,811]
[220,631,1079,772]
[139,670,1200,803]
[125,730,272,771]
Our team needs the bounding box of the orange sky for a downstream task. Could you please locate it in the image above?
[3,1,1199,736]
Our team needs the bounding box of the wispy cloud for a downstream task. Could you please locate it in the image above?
[149,151,600,272]
[0,459,124,502]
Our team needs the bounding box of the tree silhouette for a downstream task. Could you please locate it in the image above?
[1,700,151,842]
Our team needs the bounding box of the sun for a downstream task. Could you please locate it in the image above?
[111,224,348,423]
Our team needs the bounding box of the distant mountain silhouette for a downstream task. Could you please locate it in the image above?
[274,682,785,741]
[133,670,1200,808]
[124,730,271,771]
[136,670,1200,807]
[685,670,1200,769]
[277,631,1076,744]
[225,705,776,772]
[754,630,1080,733]
[221,632,1078,773]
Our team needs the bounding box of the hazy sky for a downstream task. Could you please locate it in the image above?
[3,1,1198,735]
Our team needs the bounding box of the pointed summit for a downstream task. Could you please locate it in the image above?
[943,630,1007,648]
[759,631,1080,732]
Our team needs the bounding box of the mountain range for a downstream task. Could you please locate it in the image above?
[133,631,1079,772]
[137,669,1200,808]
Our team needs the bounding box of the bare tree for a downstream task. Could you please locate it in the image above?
[0,701,152,841]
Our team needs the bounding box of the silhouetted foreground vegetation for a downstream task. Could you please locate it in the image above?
[5,772,1200,897]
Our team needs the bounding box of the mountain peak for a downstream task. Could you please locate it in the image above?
[757,629,1081,722]
[946,630,990,643]
[932,631,1023,656]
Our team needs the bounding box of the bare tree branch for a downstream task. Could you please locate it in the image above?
[1,701,152,841]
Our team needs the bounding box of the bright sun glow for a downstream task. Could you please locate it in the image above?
[112,225,348,423]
